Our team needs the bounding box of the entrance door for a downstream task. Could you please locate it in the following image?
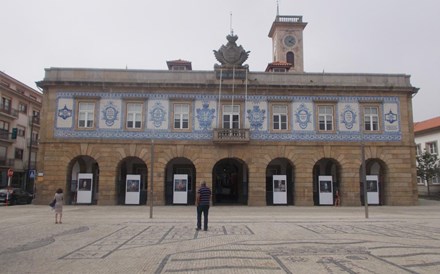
[213,158,247,205]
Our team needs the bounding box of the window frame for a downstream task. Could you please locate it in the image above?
[220,103,243,129]
[77,101,96,129]
[170,101,192,132]
[18,102,27,114]
[426,141,438,155]
[362,105,381,132]
[125,102,143,130]
[270,102,290,132]
[14,148,24,160]
[316,104,335,132]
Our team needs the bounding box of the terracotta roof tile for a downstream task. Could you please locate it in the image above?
[414,116,440,133]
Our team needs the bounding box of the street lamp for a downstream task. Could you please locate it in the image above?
[361,126,369,219]
[26,113,38,193]
[149,130,154,219]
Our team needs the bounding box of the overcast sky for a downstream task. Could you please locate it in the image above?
[1,0,439,122]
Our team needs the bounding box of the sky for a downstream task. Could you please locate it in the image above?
[1,0,439,122]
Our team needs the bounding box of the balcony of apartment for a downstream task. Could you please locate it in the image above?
[0,158,16,167]
[28,138,39,148]
[0,105,19,119]
[213,128,250,144]
[0,129,13,143]
[29,116,40,127]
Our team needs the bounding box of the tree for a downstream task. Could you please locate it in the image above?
[416,150,439,196]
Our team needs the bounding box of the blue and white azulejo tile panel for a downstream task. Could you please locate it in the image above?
[147,100,169,130]
[383,103,399,132]
[56,98,74,128]
[293,102,314,131]
[99,99,121,129]
[195,100,217,131]
[338,103,359,132]
[246,101,267,131]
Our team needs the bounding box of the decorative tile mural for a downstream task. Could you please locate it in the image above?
[54,91,401,142]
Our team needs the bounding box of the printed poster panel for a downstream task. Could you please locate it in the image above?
[173,174,188,204]
[318,176,333,205]
[366,175,380,205]
[77,173,93,204]
[125,174,141,205]
[273,175,287,204]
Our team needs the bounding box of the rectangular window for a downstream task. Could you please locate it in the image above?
[126,103,142,129]
[426,142,438,154]
[273,105,288,130]
[0,97,11,112]
[364,106,379,131]
[174,104,189,129]
[223,105,240,129]
[318,105,333,131]
[17,126,25,137]
[15,148,23,160]
[416,144,422,156]
[0,121,9,140]
[18,102,27,113]
[78,102,95,128]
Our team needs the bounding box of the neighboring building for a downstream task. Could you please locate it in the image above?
[35,15,419,206]
[0,71,42,193]
[414,116,440,195]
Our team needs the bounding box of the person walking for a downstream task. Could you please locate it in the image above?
[54,188,64,224]
[196,181,211,231]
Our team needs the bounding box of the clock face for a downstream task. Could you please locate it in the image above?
[283,35,296,47]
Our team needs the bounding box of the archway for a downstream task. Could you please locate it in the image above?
[212,158,248,205]
[266,158,295,205]
[360,159,388,205]
[116,157,148,205]
[164,157,196,205]
[66,156,99,205]
[313,158,341,206]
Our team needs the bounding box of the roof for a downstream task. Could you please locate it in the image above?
[265,61,292,72]
[414,116,440,133]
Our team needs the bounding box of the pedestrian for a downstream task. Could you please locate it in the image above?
[54,188,64,224]
[196,181,211,231]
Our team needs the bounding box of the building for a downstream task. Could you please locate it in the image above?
[35,15,419,206]
[0,71,42,193]
[414,116,440,195]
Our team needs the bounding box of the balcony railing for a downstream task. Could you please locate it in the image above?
[213,128,250,144]
[0,106,19,118]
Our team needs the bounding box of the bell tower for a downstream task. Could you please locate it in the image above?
[268,15,307,73]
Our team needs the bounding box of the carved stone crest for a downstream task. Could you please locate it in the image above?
[214,34,250,68]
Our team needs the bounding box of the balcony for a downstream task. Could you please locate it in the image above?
[213,128,250,144]
[0,106,19,119]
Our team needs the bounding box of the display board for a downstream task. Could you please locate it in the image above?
[125,174,141,205]
[272,175,287,204]
[173,174,188,204]
[366,175,380,205]
[77,173,93,204]
[318,175,333,205]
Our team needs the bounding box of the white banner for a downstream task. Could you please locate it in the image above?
[318,176,333,205]
[173,174,188,204]
[77,173,93,204]
[273,175,287,204]
[125,174,141,205]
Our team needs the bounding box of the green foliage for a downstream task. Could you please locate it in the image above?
[416,150,439,182]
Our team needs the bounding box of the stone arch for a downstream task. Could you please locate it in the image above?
[313,158,341,206]
[66,155,99,205]
[115,156,148,205]
[265,157,295,205]
[164,157,196,205]
[360,158,389,205]
[212,157,248,205]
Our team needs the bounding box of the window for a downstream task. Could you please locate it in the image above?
[173,104,189,129]
[426,142,438,154]
[416,144,422,156]
[18,103,27,113]
[273,68,287,73]
[273,104,288,130]
[318,105,333,131]
[0,97,11,112]
[17,126,25,137]
[364,106,379,131]
[286,51,294,65]
[78,102,95,128]
[223,105,240,129]
[15,148,23,160]
[126,103,142,129]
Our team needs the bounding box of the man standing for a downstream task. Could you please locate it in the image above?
[196,181,212,231]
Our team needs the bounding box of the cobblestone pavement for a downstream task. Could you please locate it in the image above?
[1,199,439,274]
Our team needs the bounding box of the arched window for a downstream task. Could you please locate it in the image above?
[286,52,294,66]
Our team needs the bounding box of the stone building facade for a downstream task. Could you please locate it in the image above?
[35,15,419,206]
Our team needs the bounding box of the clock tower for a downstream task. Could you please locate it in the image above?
[268,15,307,73]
